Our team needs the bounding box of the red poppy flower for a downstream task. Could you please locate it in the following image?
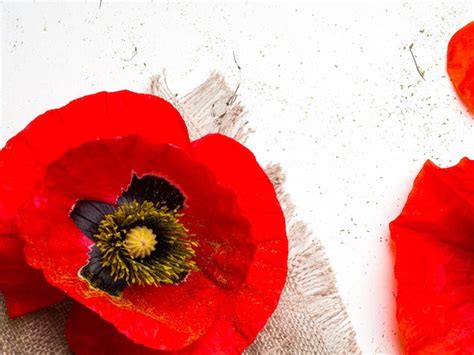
[0,91,288,353]
[390,158,474,353]
[447,21,474,114]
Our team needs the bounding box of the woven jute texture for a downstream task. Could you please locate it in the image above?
[0,73,359,354]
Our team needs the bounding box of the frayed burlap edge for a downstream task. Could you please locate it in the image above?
[0,72,359,354]
[149,71,253,143]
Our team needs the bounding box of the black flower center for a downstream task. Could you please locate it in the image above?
[70,175,196,296]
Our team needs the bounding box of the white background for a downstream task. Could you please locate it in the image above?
[2,1,474,353]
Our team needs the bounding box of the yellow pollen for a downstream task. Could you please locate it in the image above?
[124,226,157,259]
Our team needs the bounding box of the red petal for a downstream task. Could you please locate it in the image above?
[391,158,474,353]
[447,22,474,114]
[0,217,66,318]
[0,91,190,316]
[191,134,288,350]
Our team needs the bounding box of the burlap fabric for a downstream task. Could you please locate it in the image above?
[0,73,359,354]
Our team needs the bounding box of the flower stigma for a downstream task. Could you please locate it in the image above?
[124,226,158,259]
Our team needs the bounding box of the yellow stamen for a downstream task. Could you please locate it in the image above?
[94,201,196,286]
[124,226,157,259]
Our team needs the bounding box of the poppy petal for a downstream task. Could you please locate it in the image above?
[191,134,288,349]
[447,22,474,114]
[0,129,67,316]
[80,246,127,296]
[0,217,66,318]
[118,175,185,211]
[70,200,116,241]
[0,91,191,316]
[391,158,474,353]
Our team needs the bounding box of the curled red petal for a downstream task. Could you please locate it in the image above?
[447,22,474,114]
[0,91,190,315]
[391,158,474,353]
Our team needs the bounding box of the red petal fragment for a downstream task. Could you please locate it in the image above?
[447,22,474,114]
[391,158,474,353]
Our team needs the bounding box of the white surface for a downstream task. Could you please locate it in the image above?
[2,2,474,353]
